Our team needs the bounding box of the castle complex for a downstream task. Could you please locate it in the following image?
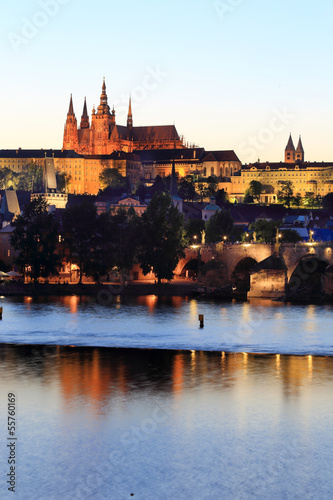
[63,79,184,154]
[0,82,333,202]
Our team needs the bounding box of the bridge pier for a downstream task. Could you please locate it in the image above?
[248,269,287,299]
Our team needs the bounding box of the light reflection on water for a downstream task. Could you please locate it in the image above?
[1,295,333,355]
[0,346,333,499]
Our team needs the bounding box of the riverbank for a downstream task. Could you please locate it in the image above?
[0,281,200,297]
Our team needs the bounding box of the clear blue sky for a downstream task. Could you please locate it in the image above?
[1,0,333,163]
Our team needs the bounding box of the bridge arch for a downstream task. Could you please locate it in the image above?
[178,258,202,278]
[287,254,330,296]
[231,257,258,294]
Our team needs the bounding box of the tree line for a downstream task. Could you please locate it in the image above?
[0,162,69,193]
[244,180,333,208]
[9,193,304,285]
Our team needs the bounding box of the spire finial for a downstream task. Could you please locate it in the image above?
[80,97,89,129]
[127,95,133,129]
[68,94,74,115]
[128,95,132,116]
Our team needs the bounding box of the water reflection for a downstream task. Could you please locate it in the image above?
[1,345,333,499]
[1,345,333,411]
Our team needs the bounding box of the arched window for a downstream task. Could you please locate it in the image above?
[203,167,207,176]
[211,167,214,176]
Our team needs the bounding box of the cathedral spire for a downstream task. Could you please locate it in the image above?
[127,96,133,129]
[80,97,90,129]
[97,77,110,115]
[285,133,295,152]
[285,133,295,163]
[296,135,304,162]
[68,94,74,115]
[296,135,304,153]
[63,94,78,151]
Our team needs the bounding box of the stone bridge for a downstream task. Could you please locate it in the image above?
[175,242,333,298]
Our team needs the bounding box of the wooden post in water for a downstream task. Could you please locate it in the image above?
[198,314,204,328]
[0,307,2,320]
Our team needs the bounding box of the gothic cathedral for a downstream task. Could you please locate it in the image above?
[63,79,184,155]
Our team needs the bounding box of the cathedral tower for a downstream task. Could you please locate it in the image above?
[91,78,115,154]
[295,136,304,162]
[285,134,295,163]
[80,97,90,129]
[63,95,78,151]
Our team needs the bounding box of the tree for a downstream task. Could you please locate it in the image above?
[10,197,60,283]
[102,207,142,282]
[178,176,196,201]
[0,167,15,190]
[215,189,228,207]
[56,172,71,193]
[243,189,254,204]
[248,219,282,243]
[99,168,128,195]
[277,181,294,208]
[322,192,333,210]
[206,176,218,198]
[248,180,263,203]
[304,192,322,208]
[138,192,187,284]
[62,201,101,283]
[150,175,166,195]
[185,218,205,243]
[195,182,207,202]
[134,182,146,203]
[205,209,234,243]
[281,229,303,243]
[291,192,302,208]
[14,161,44,192]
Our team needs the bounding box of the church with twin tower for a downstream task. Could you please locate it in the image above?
[63,79,184,155]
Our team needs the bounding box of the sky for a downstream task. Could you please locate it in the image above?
[1,0,333,163]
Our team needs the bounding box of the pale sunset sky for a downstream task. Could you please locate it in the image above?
[1,0,333,163]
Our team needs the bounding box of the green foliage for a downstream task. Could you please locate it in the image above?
[280,229,303,243]
[134,182,146,203]
[99,168,128,195]
[206,176,218,198]
[178,176,196,201]
[277,181,294,208]
[215,189,228,206]
[195,182,207,202]
[138,192,187,283]
[151,175,166,195]
[243,189,254,204]
[10,196,60,282]
[322,192,333,210]
[248,219,282,243]
[205,209,234,243]
[0,167,16,190]
[56,172,71,193]
[303,192,322,208]
[248,180,263,202]
[0,161,44,192]
[229,225,246,243]
[291,192,302,208]
[185,218,205,243]
[100,207,142,281]
[62,201,102,283]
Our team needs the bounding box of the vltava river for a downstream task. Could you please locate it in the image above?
[1,296,333,499]
[0,295,333,355]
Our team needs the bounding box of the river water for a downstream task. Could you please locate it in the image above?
[0,295,333,499]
